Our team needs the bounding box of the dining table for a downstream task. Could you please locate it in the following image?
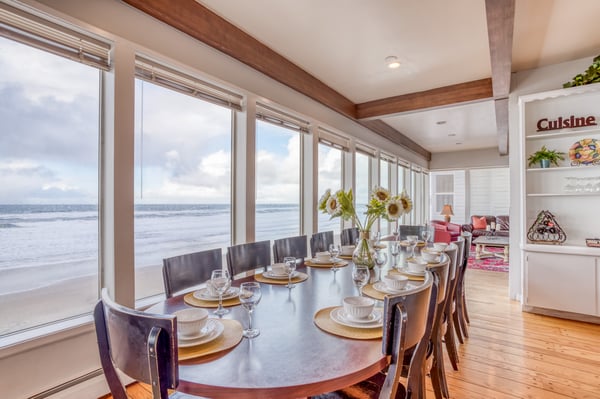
[147,259,396,399]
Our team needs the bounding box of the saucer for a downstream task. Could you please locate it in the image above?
[178,319,224,348]
[329,308,383,329]
[263,270,298,280]
[397,268,426,277]
[373,281,414,294]
[311,258,336,264]
[193,286,239,301]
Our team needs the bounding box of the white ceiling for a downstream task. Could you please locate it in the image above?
[197,0,600,154]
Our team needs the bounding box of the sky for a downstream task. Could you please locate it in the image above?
[0,36,342,205]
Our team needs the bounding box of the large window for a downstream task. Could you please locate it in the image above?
[134,71,233,299]
[0,36,101,335]
[255,119,302,241]
[318,143,342,233]
[430,170,466,224]
[469,168,510,216]
[355,151,371,227]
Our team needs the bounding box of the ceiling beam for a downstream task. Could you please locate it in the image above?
[359,120,431,160]
[355,79,493,120]
[486,0,515,155]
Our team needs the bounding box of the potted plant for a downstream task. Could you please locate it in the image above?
[527,145,565,168]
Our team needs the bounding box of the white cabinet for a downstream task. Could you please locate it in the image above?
[520,85,600,321]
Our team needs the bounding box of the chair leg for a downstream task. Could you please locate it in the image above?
[462,289,470,324]
[444,321,460,371]
[452,306,464,344]
[431,337,449,399]
[457,290,469,338]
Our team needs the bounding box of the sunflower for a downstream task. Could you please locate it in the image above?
[325,194,340,215]
[385,198,403,220]
[318,189,331,211]
[399,191,413,213]
[371,186,390,202]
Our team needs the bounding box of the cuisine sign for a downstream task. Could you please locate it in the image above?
[536,115,597,132]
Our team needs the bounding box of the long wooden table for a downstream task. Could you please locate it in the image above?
[147,263,389,399]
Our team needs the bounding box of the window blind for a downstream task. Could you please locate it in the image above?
[318,127,349,151]
[0,2,111,70]
[256,103,310,133]
[135,56,243,111]
[355,142,376,157]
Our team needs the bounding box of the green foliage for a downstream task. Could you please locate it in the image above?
[563,55,600,88]
[527,145,565,167]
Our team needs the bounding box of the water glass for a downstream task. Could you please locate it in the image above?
[390,242,400,267]
[210,269,231,316]
[329,243,341,272]
[374,249,387,269]
[421,229,431,244]
[406,235,418,258]
[351,265,370,296]
[239,282,262,338]
[283,256,297,289]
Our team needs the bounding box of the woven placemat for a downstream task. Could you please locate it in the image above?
[362,284,386,301]
[339,254,353,260]
[398,240,427,247]
[178,319,243,361]
[184,292,241,308]
[313,307,382,340]
[305,260,349,268]
[254,272,309,285]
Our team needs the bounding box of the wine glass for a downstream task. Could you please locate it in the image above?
[390,241,400,267]
[239,282,262,338]
[406,235,418,259]
[329,243,341,272]
[374,249,388,270]
[283,256,297,289]
[210,269,231,316]
[392,225,400,241]
[421,229,431,244]
[351,265,370,296]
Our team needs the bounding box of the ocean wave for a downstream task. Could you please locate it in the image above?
[0,223,19,228]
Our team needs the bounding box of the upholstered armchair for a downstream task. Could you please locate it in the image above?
[431,220,462,243]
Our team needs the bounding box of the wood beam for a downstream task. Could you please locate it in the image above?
[355,79,493,120]
[494,98,509,155]
[359,120,431,160]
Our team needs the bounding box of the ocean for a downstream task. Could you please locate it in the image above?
[0,204,340,296]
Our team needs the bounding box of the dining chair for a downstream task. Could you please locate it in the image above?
[340,227,359,246]
[310,230,334,257]
[272,234,308,264]
[311,272,435,399]
[441,239,462,381]
[226,240,271,278]
[453,232,472,342]
[94,288,204,399]
[162,248,222,298]
[396,224,427,241]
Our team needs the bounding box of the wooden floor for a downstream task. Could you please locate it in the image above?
[103,270,600,399]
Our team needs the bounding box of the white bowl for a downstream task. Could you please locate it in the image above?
[175,308,209,338]
[341,245,355,255]
[315,251,331,262]
[271,262,287,275]
[382,274,409,290]
[343,296,375,320]
[421,249,440,262]
[433,242,448,252]
[407,258,428,273]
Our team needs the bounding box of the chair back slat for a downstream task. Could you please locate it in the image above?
[272,235,308,263]
[162,248,222,298]
[310,231,334,256]
[340,227,359,245]
[227,240,271,277]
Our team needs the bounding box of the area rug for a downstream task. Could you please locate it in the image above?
[466,245,509,272]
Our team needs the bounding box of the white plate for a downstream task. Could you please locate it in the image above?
[397,268,426,277]
[311,257,336,264]
[373,281,415,295]
[329,307,383,329]
[193,286,240,301]
[263,270,298,280]
[178,319,224,348]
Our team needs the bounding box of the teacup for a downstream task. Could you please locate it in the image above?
[341,245,355,255]
[382,274,409,290]
[421,248,440,262]
[315,251,331,262]
[271,262,287,275]
[433,242,448,252]
[407,257,428,273]
[175,308,209,338]
[343,296,375,320]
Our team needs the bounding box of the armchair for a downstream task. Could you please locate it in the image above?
[431,220,461,243]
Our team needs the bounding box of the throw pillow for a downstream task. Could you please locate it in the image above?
[472,216,487,230]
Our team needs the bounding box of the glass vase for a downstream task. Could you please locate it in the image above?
[352,230,375,271]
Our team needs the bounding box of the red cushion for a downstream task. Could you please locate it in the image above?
[472,216,487,230]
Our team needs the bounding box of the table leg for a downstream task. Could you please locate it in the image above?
[475,244,482,260]
[503,246,509,262]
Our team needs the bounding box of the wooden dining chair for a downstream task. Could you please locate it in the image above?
[226,240,271,278]
[310,231,334,257]
[446,236,465,354]
[340,227,359,246]
[94,288,203,399]
[453,232,472,342]
[162,248,222,298]
[272,234,308,264]
[311,272,435,399]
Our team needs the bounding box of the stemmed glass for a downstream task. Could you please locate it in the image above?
[392,225,400,241]
[374,249,387,270]
[210,269,231,316]
[239,282,262,338]
[421,229,431,244]
[390,242,400,267]
[406,235,418,259]
[351,265,370,296]
[283,256,297,289]
[329,243,341,272]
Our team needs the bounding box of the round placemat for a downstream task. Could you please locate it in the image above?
[313,307,382,340]
[254,272,309,285]
[184,292,241,308]
[178,319,243,361]
[362,284,386,301]
[305,260,349,268]
[339,255,353,260]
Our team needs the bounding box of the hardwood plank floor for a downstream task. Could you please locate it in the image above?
[102,269,600,398]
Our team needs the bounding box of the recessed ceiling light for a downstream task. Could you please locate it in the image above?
[456,142,462,145]
[436,120,446,125]
[448,133,456,137]
[385,56,401,69]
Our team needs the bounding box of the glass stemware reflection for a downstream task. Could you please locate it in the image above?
[352,265,370,296]
[406,235,418,259]
[421,229,431,244]
[390,242,400,267]
[374,249,387,270]
[210,269,231,316]
[283,256,296,289]
[239,282,262,338]
[329,243,341,272]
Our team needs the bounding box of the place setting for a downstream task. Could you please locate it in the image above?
[185,269,241,309]
[255,257,309,286]
[174,307,244,361]
[338,244,355,260]
[313,296,383,340]
[305,246,349,269]
[362,273,419,300]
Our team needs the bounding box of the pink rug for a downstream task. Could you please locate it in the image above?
[467,245,509,272]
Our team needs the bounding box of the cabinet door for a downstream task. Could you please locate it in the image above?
[525,251,597,315]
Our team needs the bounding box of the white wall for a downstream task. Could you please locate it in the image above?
[508,56,596,301]
[430,147,509,169]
